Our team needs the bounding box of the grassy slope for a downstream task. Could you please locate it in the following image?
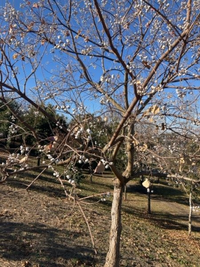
[0,160,200,266]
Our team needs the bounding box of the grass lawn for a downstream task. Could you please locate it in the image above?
[0,155,200,266]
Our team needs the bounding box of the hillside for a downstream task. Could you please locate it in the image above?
[0,168,200,267]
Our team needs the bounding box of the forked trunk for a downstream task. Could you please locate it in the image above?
[104,182,123,267]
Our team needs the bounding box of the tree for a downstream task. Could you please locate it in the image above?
[22,104,68,146]
[1,1,200,266]
[0,98,24,148]
[0,98,19,138]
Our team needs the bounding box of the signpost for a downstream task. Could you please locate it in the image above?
[142,178,152,214]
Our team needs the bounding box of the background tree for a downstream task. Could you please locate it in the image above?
[0,98,24,148]
[1,1,200,266]
[22,103,68,146]
[0,99,19,138]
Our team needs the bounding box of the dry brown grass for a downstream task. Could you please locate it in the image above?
[0,163,200,266]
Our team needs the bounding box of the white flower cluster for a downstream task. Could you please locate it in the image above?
[53,170,60,178]
[168,143,177,154]
[100,97,109,105]
[49,32,71,50]
[68,178,75,185]
[64,172,75,185]
[8,124,18,134]
[74,126,92,141]
[77,155,89,164]
[176,89,186,98]
[44,92,58,101]
[46,154,56,163]
[100,73,115,83]
[78,105,87,113]
[3,3,19,22]
[4,153,19,165]
[75,127,83,139]
[101,0,108,7]
[56,105,70,111]
[84,0,92,8]
[101,159,112,169]
[3,153,28,169]
[20,145,29,155]
[86,128,92,141]
[151,84,163,93]
[81,45,93,55]
[56,121,63,129]
[135,81,146,96]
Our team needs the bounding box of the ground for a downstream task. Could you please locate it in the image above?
[0,164,200,266]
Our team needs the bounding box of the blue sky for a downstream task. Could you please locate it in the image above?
[1,0,200,123]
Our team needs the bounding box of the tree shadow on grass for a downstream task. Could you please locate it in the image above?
[149,211,200,233]
[123,204,200,233]
[149,212,189,231]
[0,221,97,267]
[126,183,188,205]
[6,170,69,199]
[8,169,61,186]
[6,179,66,199]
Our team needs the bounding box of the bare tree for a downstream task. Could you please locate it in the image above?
[1,0,200,266]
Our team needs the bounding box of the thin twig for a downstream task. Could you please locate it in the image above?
[79,191,111,201]
[77,201,98,255]
[26,167,47,190]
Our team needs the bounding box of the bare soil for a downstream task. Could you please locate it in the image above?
[0,166,200,266]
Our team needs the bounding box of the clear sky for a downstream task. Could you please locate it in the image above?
[1,0,200,122]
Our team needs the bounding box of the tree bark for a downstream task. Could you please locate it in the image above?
[188,190,192,236]
[104,182,123,267]
[123,118,135,178]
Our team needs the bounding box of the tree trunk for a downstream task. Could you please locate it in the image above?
[188,190,192,236]
[123,118,135,178]
[104,182,123,267]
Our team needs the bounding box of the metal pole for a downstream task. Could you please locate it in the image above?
[147,188,151,214]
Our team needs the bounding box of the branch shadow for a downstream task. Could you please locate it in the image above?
[6,170,68,198]
[152,213,200,232]
[0,220,96,267]
[123,203,200,233]
[126,183,188,205]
